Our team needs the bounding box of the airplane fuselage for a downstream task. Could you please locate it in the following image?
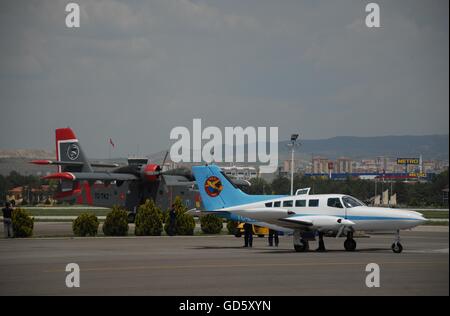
[218,193,426,234]
[192,164,427,253]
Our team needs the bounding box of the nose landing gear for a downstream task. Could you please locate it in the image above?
[392,230,403,253]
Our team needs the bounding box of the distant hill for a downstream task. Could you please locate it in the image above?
[147,135,449,163]
[0,135,448,176]
[279,135,449,160]
[0,149,54,159]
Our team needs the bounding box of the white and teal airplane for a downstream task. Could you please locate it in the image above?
[192,164,427,253]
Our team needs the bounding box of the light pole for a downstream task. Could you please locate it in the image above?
[288,134,299,196]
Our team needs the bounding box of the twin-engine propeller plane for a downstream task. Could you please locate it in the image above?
[31,128,203,222]
[192,164,428,253]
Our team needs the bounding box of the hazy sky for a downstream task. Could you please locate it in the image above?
[0,0,448,158]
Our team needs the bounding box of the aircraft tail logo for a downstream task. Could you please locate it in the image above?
[204,176,223,197]
[67,143,80,160]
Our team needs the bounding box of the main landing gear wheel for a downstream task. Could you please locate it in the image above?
[391,242,403,253]
[294,240,310,252]
[392,230,403,253]
[344,238,357,251]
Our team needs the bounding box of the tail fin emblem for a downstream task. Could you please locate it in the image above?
[67,144,80,160]
[204,176,223,197]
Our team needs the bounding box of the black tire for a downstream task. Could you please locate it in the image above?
[257,234,265,238]
[391,242,403,253]
[234,233,242,238]
[344,238,357,251]
[294,245,305,252]
[294,240,309,252]
[127,212,135,223]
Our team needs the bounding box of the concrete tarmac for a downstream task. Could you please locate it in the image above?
[0,228,448,296]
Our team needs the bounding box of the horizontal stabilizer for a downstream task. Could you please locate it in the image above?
[31,160,83,166]
[43,172,138,181]
[31,160,119,168]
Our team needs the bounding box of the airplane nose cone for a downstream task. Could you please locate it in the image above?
[408,211,428,225]
[416,215,428,225]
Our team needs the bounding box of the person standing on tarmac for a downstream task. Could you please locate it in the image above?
[268,229,279,247]
[2,201,14,238]
[243,222,253,248]
[168,204,177,236]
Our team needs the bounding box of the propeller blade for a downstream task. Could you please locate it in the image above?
[161,175,169,193]
[161,150,169,169]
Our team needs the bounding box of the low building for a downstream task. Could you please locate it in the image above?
[221,165,258,180]
[6,185,54,205]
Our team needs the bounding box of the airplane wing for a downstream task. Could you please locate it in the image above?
[226,206,355,231]
[229,207,291,221]
[278,217,313,227]
[43,172,138,181]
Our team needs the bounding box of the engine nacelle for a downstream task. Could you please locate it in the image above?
[141,164,161,182]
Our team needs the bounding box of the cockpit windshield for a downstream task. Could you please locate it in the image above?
[342,196,366,208]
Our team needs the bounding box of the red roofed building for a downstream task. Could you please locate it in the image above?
[6,185,54,205]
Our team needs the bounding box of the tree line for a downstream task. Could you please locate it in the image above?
[0,171,57,204]
[244,169,449,207]
[1,169,448,207]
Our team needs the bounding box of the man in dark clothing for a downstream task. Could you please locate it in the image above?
[316,232,326,252]
[168,205,177,236]
[243,223,253,248]
[2,201,14,238]
[268,229,279,247]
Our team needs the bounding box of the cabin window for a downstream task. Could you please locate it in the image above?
[295,200,306,207]
[274,201,281,207]
[327,198,343,208]
[283,200,293,207]
[265,202,273,207]
[308,199,319,207]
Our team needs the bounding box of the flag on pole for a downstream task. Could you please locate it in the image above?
[109,138,115,148]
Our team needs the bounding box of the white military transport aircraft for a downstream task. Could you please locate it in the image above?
[192,165,427,253]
